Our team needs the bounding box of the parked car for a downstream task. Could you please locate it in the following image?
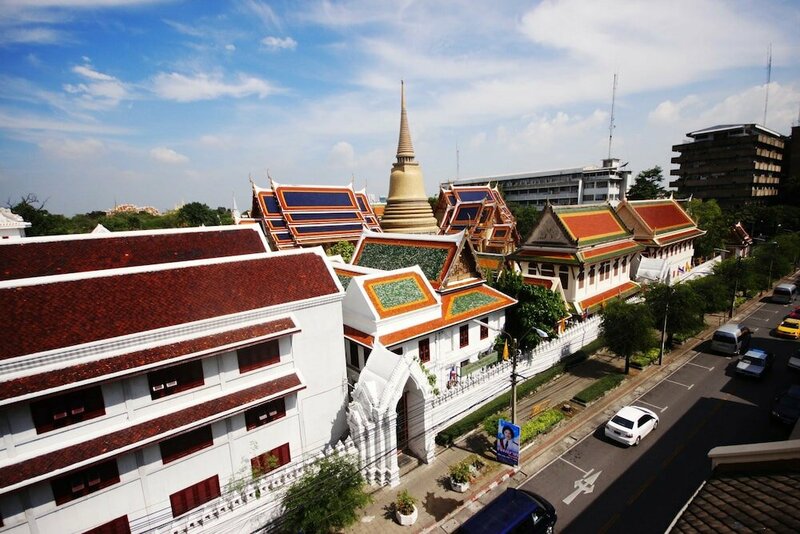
[771,385,800,426]
[786,307,800,320]
[604,406,659,446]
[789,349,800,372]
[775,318,800,339]
[711,323,751,355]
[457,488,557,534]
[735,349,774,379]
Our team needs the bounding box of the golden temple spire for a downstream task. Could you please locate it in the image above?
[396,80,416,163]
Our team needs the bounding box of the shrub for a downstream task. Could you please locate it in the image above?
[573,374,625,405]
[435,337,606,446]
[280,454,371,533]
[631,347,661,368]
[395,490,416,515]
[520,408,564,444]
[482,411,510,436]
[449,461,472,484]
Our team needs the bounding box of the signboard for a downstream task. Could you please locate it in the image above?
[495,419,520,466]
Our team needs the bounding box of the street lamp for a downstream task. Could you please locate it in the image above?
[658,286,673,366]
[472,319,548,425]
[715,248,739,319]
[753,238,778,290]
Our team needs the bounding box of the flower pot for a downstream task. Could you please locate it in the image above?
[395,504,418,526]
[450,477,470,493]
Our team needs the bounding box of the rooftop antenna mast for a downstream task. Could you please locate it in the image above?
[608,73,617,160]
[763,43,772,126]
[456,142,460,181]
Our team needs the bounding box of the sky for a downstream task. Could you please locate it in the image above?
[1,0,799,216]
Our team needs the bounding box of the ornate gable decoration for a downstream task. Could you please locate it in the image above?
[250,180,382,250]
[524,206,571,246]
[435,184,518,255]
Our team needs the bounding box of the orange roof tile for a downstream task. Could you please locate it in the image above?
[631,202,695,234]
[580,240,642,261]
[362,271,438,319]
[344,325,374,347]
[579,281,640,311]
[559,208,628,243]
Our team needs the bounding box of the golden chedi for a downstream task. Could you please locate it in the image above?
[380,81,439,234]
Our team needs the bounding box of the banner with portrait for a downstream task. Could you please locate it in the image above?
[496,419,520,466]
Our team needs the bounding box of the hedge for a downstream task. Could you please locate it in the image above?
[630,347,660,368]
[572,374,625,405]
[435,337,606,446]
[520,408,564,445]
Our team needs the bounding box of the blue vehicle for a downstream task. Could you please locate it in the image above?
[458,488,557,534]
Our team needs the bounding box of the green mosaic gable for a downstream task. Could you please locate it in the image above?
[356,243,450,282]
[450,291,499,316]
[337,273,353,290]
[372,278,426,309]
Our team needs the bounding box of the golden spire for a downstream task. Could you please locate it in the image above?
[396,80,416,163]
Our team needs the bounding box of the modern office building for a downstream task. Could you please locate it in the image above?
[669,124,787,207]
[449,158,631,208]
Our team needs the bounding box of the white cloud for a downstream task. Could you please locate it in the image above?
[261,36,296,50]
[63,62,130,110]
[0,26,67,45]
[648,95,703,124]
[238,0,281,29]
[150,146,189,164]
[39,137,105,159]
[225,43,236,51]
[0,109,131,135]
[151,72,273,102]
[328,141,355,169]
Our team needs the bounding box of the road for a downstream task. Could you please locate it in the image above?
[518,296,799,533]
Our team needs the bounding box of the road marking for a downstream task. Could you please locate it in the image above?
[599,512,621,534]
[636,399,668,413]
[563,469,602,505]
[665,378,694,389]
[685,361,715,371]
[627,473,658,505]
[558,456,589,475]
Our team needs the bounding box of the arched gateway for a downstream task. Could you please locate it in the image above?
[347,344,435,487]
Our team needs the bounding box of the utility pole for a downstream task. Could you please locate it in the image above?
[763,43,772,127]
[659,292,669,366]
[607,73,617,160]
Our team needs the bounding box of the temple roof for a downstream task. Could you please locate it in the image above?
[358,268,439,320]
[554,204,631,245]
[615,198,705,247]
[351,230,482,291]
[578,280,641,314]
[0,225,268,282]
[435,184,518,255]
[250,180,381,250]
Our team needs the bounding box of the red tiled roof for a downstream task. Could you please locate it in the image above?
[1,253,338,360]
[655,228,705,246]
[523,276,553,289]
[558,209,628,243]
[580,240,642,261]
[579,281,640,311]
[0,228,266,282]
[344,326,374,348]
[379,285,515,346]
[0,318,297,403]
[631,202,694,234]
[0,373,304,492]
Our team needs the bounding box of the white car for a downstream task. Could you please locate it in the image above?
[604,406,659,446]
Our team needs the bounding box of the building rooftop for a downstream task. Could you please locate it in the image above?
[687,123,785,138]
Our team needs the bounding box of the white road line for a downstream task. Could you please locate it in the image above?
[636,400,668,413]
[665,378,694,390]
[558,456,589,476]
[685,361,715,371]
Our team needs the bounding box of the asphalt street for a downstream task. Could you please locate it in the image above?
[519,296,799,533]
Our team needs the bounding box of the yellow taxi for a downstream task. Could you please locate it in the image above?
[776,317,800,339]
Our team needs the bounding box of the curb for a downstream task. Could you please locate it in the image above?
[420,467,516,534]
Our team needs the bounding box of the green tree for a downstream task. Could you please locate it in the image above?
[686,198,728,258]
[645,283,704,347]
[7,194,71,236]
[280,454,371,534]
[176,202,220,227]
[601,300,655,374]
[626,166,666,200]
[491,269,566,350]
[326,240,356,262]
[508,203,541,242]
[686,275,731,314]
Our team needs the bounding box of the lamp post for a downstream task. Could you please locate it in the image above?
[472,319,548,425]
[715,247,739,319]
[753,238,778,290]
[658,287,672,366]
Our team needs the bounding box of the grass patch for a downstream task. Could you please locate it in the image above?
[435,337,605,446]
[520,408,564,445]
[572,374,625,405]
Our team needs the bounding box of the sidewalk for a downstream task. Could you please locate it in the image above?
[346,280,779,534]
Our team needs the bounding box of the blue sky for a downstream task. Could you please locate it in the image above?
[1,0,799,215]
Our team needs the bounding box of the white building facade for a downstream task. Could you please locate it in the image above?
[450,158,632,208]
[0,228,349,534]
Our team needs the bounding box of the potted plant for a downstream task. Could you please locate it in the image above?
[395,489,418,526]
[449,461,472,493]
